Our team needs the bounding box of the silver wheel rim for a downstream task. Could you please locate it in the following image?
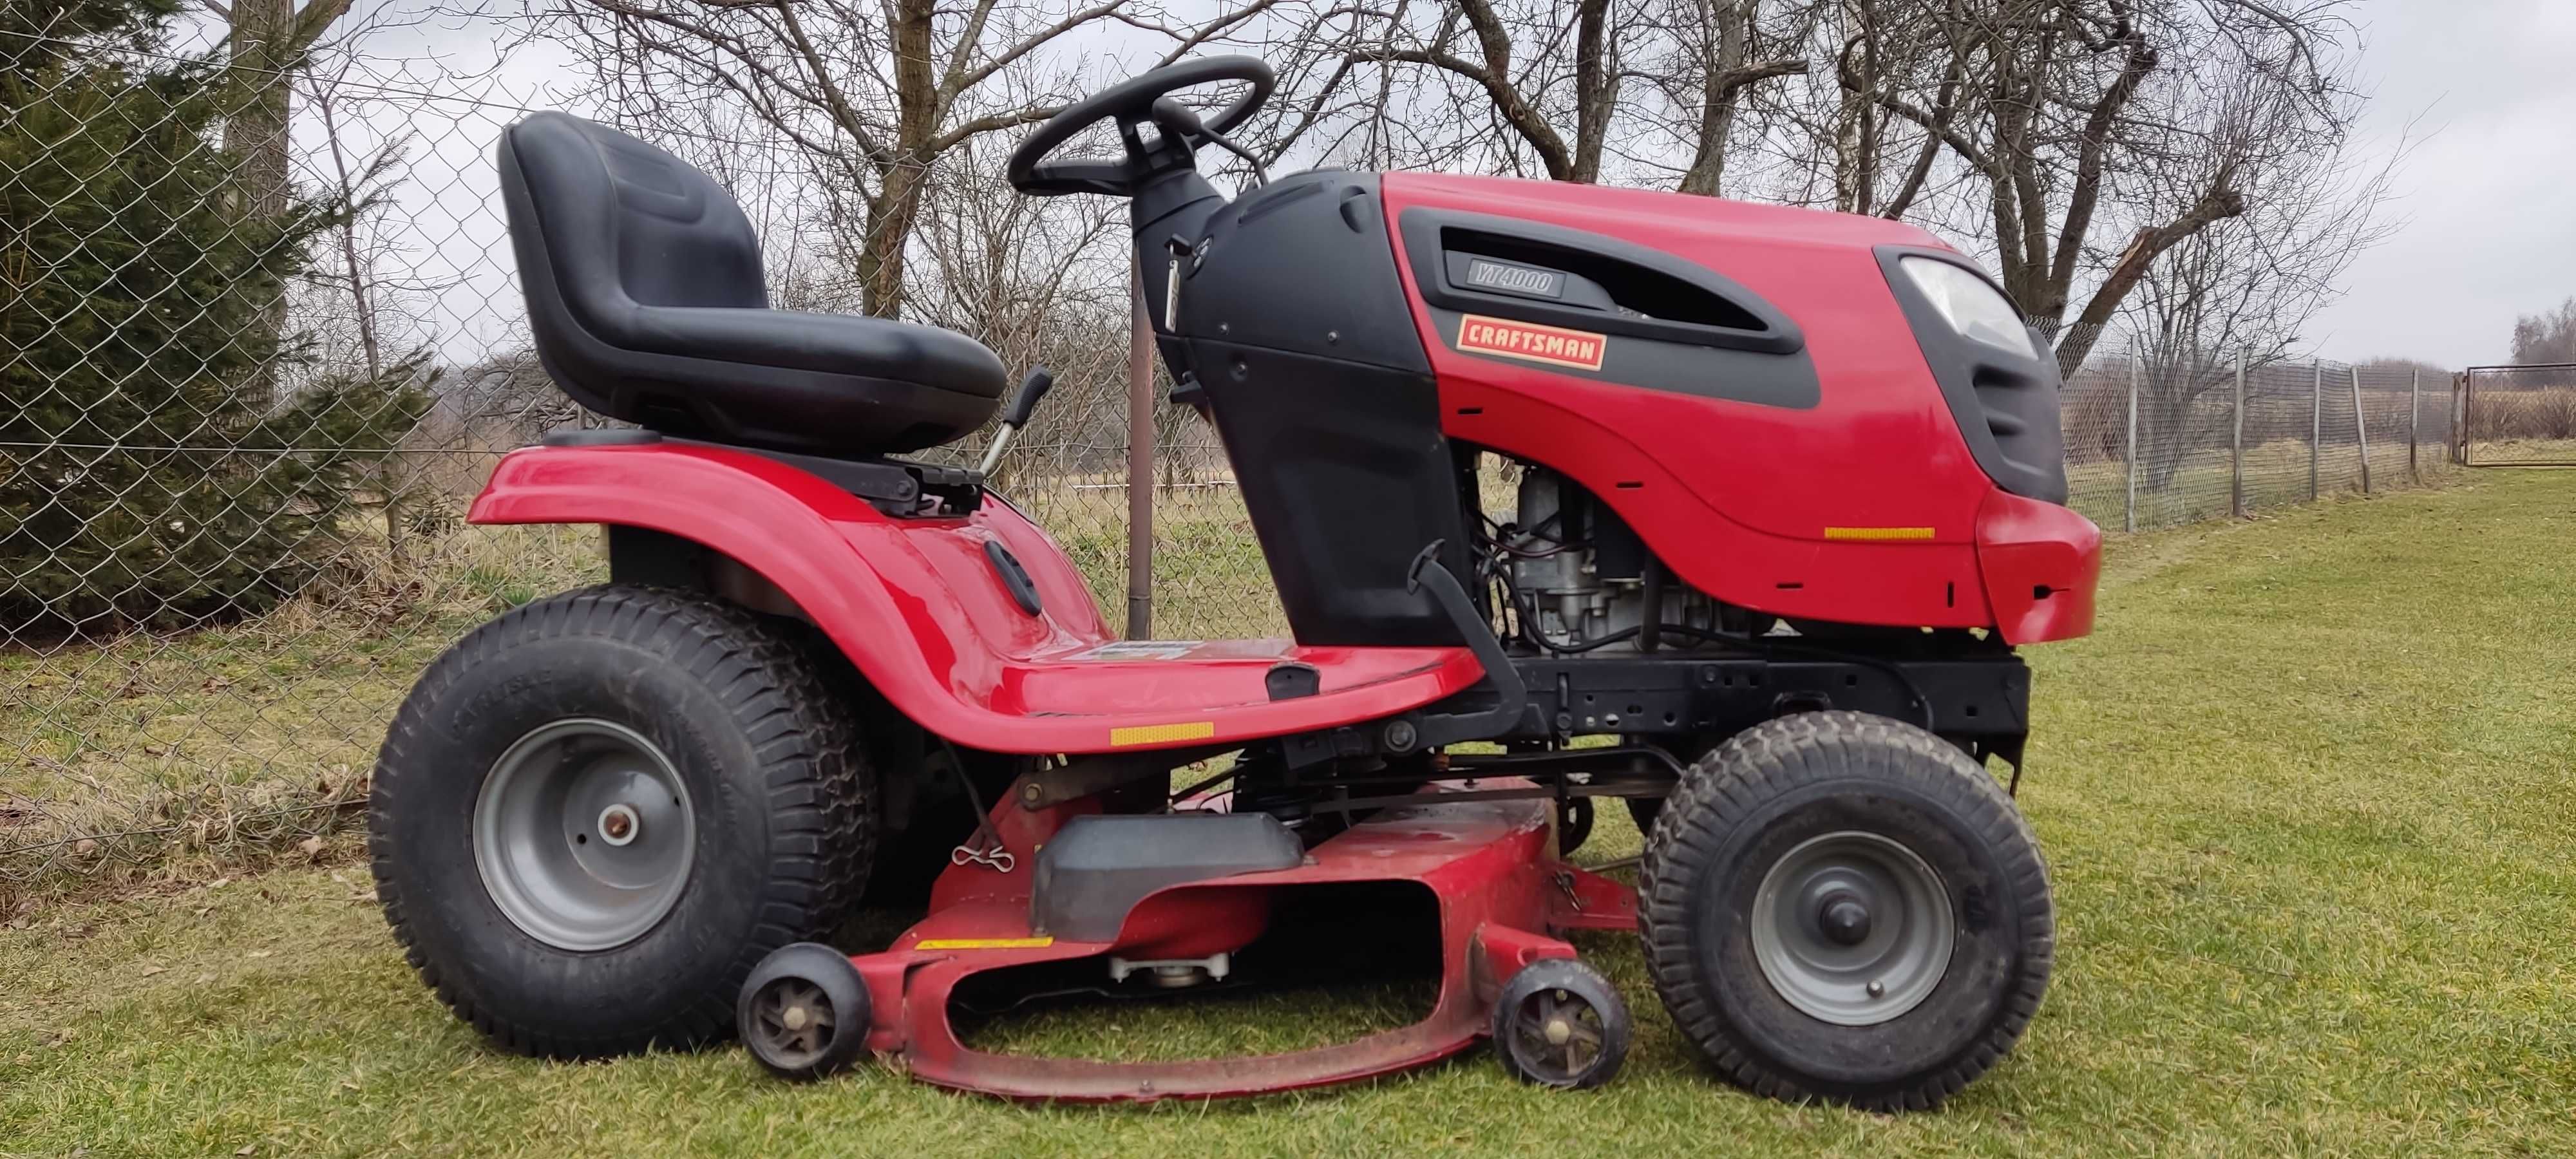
[1750,830,1953,1026]
[472,718,696,952]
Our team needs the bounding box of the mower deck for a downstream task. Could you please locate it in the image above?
[846,781,1633,1101]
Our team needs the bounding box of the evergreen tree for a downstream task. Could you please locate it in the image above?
[0,0,427,635]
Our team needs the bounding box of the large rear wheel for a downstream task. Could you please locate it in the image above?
[370,585,873,1057]
[1638,711,2052,1110]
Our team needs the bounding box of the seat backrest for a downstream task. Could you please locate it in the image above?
[500,112,768,335]
[497,112,1007,457]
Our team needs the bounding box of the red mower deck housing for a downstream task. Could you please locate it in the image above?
[848,780,1629,1100]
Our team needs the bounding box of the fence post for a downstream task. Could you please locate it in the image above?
[2230,349,2246,518]
[2455,372,2469,465]
[2318,361,2339,500]
[2124,357,2139,533]
[2408,369,2420,482]
[1125,264,1155,639]
[2350,367,2371,494]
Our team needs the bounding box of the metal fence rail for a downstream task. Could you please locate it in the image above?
[2459,363,2576,466]
[0,27,2468,905]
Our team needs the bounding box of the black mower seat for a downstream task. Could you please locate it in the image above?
[498,112,1005,457]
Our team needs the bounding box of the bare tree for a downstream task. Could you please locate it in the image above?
[2510,299,2576,366]
[1268,0,1806,186]
[2107,50,2402,486]
[855,137,1173,489]
[208,0,350,404]
[213,0,348,215]
[1670,0,1813,194]
[302,64,409,381]
[516,0,1278,319]
[1267,0,2375,387]
[1809,0,2366,375]
[294,32,466,562]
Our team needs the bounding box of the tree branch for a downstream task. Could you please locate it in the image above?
[929,102,1063,153]
[939,0,1127,107]
[2055,177,2249,375]
[2047,28,2159,309]
[1352,45,1572,180]
[1866,83,1991,173]
[1879,60,1961,220]
[1150,0,1290,68]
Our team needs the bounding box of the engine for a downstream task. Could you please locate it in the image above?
[1500,468,1737,653]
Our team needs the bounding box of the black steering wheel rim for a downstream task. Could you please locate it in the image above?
[1007,56,1275,197]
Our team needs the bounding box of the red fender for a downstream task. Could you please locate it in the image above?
[467,442,1484,753]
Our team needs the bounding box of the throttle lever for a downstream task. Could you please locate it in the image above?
[976,368,1056,476]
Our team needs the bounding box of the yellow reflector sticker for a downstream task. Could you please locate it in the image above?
[1109,721,1218,746]
[916,937,1055,951]
[1823,526,1937,541]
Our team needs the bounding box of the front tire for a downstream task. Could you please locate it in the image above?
[370,585,873,1058]
[1638,711,2052,1111]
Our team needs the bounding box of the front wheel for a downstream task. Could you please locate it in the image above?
[1638,711,2052,1111]
[369,585,874,1058]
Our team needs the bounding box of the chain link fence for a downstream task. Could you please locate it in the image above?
[0,22,1273,909]
[2060,348,2459,533]
[0,23,2465,908]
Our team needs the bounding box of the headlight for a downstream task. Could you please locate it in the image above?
[1897,256,2033,358]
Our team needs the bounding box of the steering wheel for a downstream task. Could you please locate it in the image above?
[1008,56,1275,197]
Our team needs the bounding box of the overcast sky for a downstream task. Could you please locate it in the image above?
[279,0,2573,371]
[2306,0,2576,367]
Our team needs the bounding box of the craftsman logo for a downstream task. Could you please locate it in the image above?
[1463,259,1565,299]
[1455,315,1606,372]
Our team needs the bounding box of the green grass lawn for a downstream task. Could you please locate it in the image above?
[8,472,2576,1156]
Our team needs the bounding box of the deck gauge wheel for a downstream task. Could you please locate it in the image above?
[1491,958,1631,1089]
[739,943,873,1080]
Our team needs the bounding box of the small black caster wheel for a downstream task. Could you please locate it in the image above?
[738,942,871,1080]
[1492,957,1631,1089]
[1556,796,1595,856]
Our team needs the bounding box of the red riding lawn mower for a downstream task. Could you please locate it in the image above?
[370,57,2098,1109]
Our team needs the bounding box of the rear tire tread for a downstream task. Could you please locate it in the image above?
[370,584,871,1059]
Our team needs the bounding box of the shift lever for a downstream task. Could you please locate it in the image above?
[977,368,1056,476]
